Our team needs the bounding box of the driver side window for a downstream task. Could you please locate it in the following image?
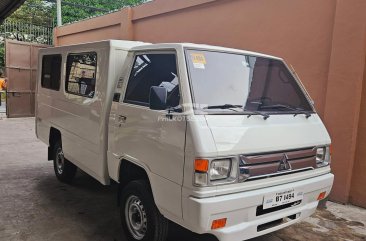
[124,53,180,108]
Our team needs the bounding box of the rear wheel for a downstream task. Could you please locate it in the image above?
[53,141,77,183]
[120,180,169,241]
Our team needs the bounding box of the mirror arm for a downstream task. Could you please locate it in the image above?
[166,105,183,119]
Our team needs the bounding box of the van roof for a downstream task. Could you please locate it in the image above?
[40,40,281,60]
[39,40,148,53]
[133,42,281,60]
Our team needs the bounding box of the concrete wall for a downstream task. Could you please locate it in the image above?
[54,9,133,46]
[54,0,366,207]
[323,0,366,205]
[132,0,336,116]
[351,48,366,207]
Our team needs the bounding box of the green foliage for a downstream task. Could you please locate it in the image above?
[0,0,147,70]
[0,45,4,74]
[8,0,53,26]
[55,0,147,24]
[1,0,52,71]
[8,0,147,26]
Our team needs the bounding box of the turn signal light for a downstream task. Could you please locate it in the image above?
[317,191,326,200]
[195,159,209,172]
[211,218,227,230]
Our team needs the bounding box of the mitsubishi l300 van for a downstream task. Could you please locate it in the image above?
[35,40,333,241]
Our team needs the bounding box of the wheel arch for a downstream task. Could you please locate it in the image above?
[117,159,154,205]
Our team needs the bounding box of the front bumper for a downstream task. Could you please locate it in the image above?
[184,173,334,241]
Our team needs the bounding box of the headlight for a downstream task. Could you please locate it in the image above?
[210,159,231,180]
[316,146,331,168]
[193,158,237,186]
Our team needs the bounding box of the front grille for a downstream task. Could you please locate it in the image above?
[239,148,316,181]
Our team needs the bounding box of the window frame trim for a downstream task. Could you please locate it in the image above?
[64,51,98,99]
[122,50,181,109]
[41,54,62,91]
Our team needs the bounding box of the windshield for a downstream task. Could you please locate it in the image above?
[185,49,313,114]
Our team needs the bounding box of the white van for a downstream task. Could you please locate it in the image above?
[36,40,334,241]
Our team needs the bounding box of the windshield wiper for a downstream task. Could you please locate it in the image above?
[293,111,311,118]
[259,104,312,118]
[203,104,270,119]
[203,104,243,112]
[244,110,270,120]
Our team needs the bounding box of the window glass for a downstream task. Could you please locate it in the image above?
[41,55,62,90]
[65,52,97,98]
[185,50,313,114]
[124,54,180,108]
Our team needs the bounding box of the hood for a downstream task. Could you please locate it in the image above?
[204,114,331,156]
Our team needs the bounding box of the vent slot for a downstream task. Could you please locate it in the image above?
[257,219,283,232]
[257,213,300,232]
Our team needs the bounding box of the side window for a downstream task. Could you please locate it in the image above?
[65,52,97,98]
[124,53,180,108]
[41,55,62,90]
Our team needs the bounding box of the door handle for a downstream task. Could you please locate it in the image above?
[118,115,127,127]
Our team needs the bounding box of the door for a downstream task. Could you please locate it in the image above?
[5,40,48,117]
[112,52,186,217]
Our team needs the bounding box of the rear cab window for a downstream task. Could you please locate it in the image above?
[124,53,180,108]
[41,54,62,91]
[65,52,97,98]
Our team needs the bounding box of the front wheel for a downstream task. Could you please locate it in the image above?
[53,141,77,183]
[120,180,169,241]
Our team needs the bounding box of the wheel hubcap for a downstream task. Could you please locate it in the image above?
[55,148,65,175]
[125,195,147,240]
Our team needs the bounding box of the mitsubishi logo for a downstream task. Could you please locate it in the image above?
[278,154,292,172]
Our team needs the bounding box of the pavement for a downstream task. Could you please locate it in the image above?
[0,98,5,116]
[0,117,365,241]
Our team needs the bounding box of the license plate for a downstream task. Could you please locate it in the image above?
[263,188,303,209]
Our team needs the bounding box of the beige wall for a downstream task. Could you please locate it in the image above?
[54,0,366,207]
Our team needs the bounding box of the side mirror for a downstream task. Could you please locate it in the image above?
[149,86,167,110]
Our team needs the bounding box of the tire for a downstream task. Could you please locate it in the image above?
[53,141,77,183]
[120,180,169,241]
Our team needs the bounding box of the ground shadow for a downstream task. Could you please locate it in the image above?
[36,170,218,241]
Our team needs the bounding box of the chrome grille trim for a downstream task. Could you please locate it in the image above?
[239,147,316,181]
[245,167,314,181]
